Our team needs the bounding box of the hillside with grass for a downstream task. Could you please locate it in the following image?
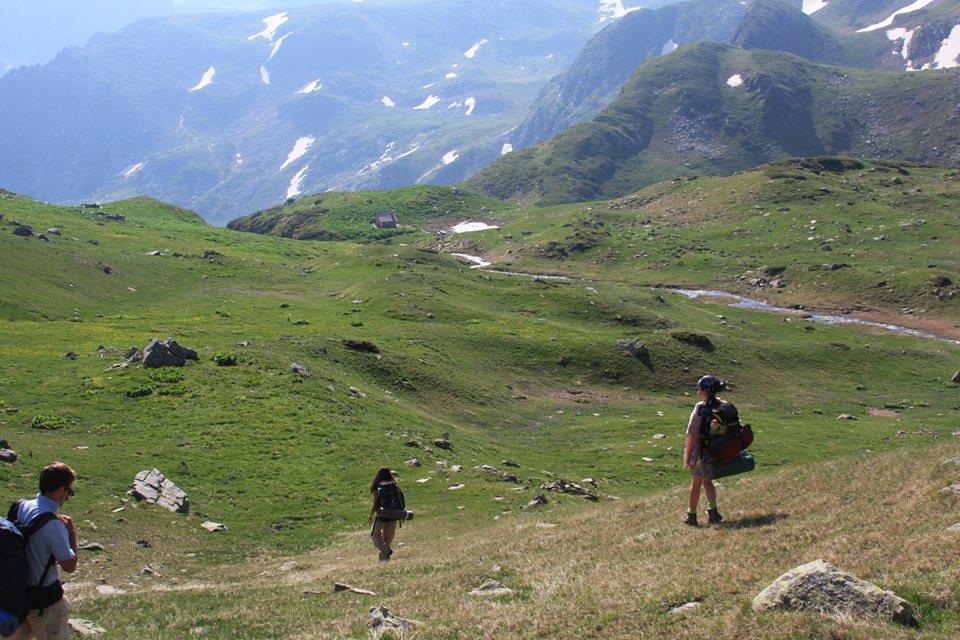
[1,182,959,637]
[464,43,960,205]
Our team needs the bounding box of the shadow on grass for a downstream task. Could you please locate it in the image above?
[720,512,789,529]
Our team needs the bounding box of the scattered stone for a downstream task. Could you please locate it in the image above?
[65,351,79,360]
[334,582,376,596]
[669,601,701,614]
[946,523,960,532]
[617,339,648,358]
[0,448,17,463]
[348,387,366,398]
[12,224,33,237]
[525,493,548,508]
[653,433,667,439]
[952,371,960,384]
[201,521,227,532]
[433,439,452,450]
[368,606,416,637]
[641,457,654,463]
[129,469,189,513]
[404,440,420,448]
[69,619,105,637]
[145,250,163,256]
[450,465,462,472]
[405,458,422,467]
[448,484,465,490]
[101,265,113,275]
[38,234,49,242]
[502,460,520,468]
[46,228,61,236]
[469,580,514,598]
[95,585,125,596]
[279,561,300,572]
[752,559,918,626]
[289,362,310,378]
[3,407,17,414]
[79,543,104,551]
[540,480,598,501]
[942,483,960,496]
[836,414,860,421]
[943,456,960,466]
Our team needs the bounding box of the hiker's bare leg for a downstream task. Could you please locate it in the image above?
[383,520,398,548]
[703,478,717,504]
[687,476,702,512]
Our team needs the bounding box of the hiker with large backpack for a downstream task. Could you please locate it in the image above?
[0,462,79,639]
[683,376,728,527]
[368,468,412,562]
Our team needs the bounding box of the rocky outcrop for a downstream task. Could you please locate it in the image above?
[0,438,16,463]
[11,224,33,237]
[129,469,189,513]
[141,338,198,368]
[368,606,416,638]
[752,559,918,626]
[540,480,598,501]
[290,363,310,378]
[469,580,514,598]
[617,338,648,358]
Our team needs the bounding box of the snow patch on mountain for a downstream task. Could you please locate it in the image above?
[464,39,489,58]
[280,136,315,170]
[801,0,829,15]
[414,95,441,110]
[248,13,288,41]
[726,74,743,87]
[287,165,309,199]
[887,27,915,64]
[260,66,270,84]
[122,162,145,178]
[451,221,499,233]
[189,66,215,91]
[598,1,639,22]
[501,142,513,155]
[933,24,960,68]
[442,150,459,165]
[269,34,290,60]
[464,97,476,115]
[298,79,322,94]
[857,0,937,33]
[661,39,678,55]
[381,96,396,107]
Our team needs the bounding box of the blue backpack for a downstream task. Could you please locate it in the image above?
[0,504,60,624]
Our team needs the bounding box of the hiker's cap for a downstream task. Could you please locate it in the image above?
[697,375,726,393]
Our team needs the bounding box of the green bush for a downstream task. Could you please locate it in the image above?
[213,352,239,366]
[124,385,154,398]
[157,384,187,396]
[148,368,185,383]
[31,414,67,430]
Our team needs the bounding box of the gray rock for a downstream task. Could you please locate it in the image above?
[101,264,112,275]
[404,440,420,448]
[836,414,860,421]
[79,543,104,551]
[163,338,197,361]
[525,493,548,508]
[290,362,310,378]
[129,469,189,513]
[942,483,960,496]
[469,580,514,598]
[0,448,17,463]
[333,582,375,595]
[141,339,186,368]
[46,228,61,235]
[405,458,422,467]
[502,460,520,467]
[38,234,49,242]
[540,480,599,501]
[943,456,960,466]
[201,521,227,532]
[952,371,960,383]
[69,619,106,637]
[617,338,648,358]
[279,561,300,572]
[669,601,701,614]
[12,224,33,237]
[349,386,366,398]
[65,351,79,360]
[368,606,415,636]
[752,559,918,626]
[946,522,960,532]
[433,439,452,450]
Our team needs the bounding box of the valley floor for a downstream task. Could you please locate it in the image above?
[69,440,960,639]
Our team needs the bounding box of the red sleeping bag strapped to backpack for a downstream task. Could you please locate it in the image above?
[702,401,754,463]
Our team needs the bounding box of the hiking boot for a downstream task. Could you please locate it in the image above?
[706,508,723,525]
[683,512,698,527]
[378,548,391,562]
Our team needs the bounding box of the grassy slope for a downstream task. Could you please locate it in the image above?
[72,440,960,639]
[444,158,960,336]
[0,189,958,636]
[463,43,960,205]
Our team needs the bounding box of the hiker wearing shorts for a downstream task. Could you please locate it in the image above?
[368,468,402,562]
[683,376,725,526]
[10,462,79,640]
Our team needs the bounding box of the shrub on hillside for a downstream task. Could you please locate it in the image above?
[148,368,185,383]
[124,385,154,398]
[212,352,239,366]
[31,414,67,430]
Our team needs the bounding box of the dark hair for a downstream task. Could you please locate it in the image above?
[39,462,76,495]
[697,375,727,395]
[369,467,395,494]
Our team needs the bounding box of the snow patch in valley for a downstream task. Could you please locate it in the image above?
[122,162,145,178]
[726,74,743,87]
[381,96,396,107]
[287,165,308,199]
[933,24,960,68]
[661,39,678,55]
[887,27,915,64]
[857,0,937,33]
[260,66,270,84]
[451,221,499,233]
[248,12,288,41]
[801,0,828,15]
[442,150,459,165]
[269,34,290,60]
[298,79,322,94]
[598,1,640,22]
[414,94,441,110]
[464,96,476,115]
[463,39,489,58]
[501,142,513,155]
[451,253,491,268]
[280,136,316,170]
[189,66,216,91]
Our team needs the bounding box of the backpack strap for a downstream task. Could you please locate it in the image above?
[6,500,23,523]
[18,512,59,539]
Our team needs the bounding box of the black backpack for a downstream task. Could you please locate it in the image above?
[378,484,405,512]
[1,501,63,622]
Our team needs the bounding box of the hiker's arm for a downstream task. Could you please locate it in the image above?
[369,498,377,524]
[683,434,695,469]
[57,515,78,573]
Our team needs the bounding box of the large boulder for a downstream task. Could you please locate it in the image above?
[617,338,648,358]
[141,339,185,368]
[129,469,189,513]
[12,224,33,237]
[752,559,918,626]
[163,338,198,361]
[368,606,415,637]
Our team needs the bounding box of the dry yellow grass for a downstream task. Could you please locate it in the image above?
[71,440,960,639]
